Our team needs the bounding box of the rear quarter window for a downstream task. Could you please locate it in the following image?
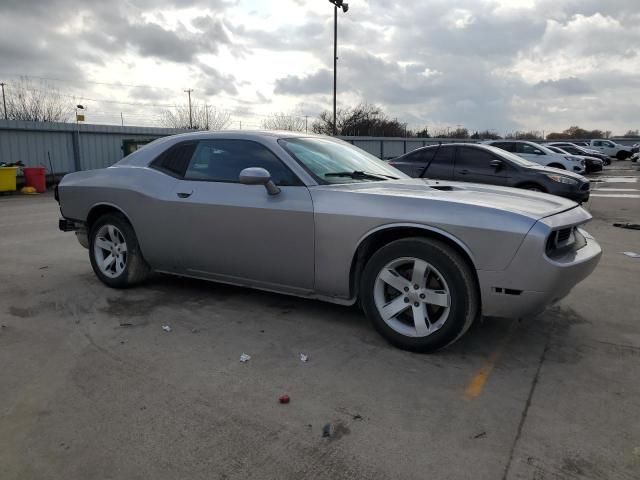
[150,142,198,178]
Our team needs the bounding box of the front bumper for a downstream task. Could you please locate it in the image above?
[478,208,602,318]
[565,190,590,203]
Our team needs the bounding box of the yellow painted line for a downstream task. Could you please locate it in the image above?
[464,320,519,400]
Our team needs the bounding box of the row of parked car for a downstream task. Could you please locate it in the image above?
[387,139,625,203]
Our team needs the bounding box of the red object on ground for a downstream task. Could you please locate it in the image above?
[279,394,290,404]
[23,167,46,193]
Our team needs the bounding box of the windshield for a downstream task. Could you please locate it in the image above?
[483,145,539,167]
[279,137,408,184]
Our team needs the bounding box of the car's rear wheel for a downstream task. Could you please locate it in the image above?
[616,151,630,160]
[89,213,150,288]
[360,238,478,352]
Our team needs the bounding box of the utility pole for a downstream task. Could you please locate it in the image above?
[0,82,7,120]
[329,1,349,136]
[333,4,337,136]
[239,121,242,130]
[184,89,193,129]
[120,112,124,127]
[305,115,309,133]
[205,104,209,130]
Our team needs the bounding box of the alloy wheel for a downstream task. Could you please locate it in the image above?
[373,257,451,338]
[93,224,128,278]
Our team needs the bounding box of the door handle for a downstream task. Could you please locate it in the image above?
[177,192,193,198]
[459,169,469,175]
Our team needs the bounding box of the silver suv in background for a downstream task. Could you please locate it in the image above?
[486,140,586,174]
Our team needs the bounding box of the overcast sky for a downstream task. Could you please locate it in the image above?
[0,0,638,133]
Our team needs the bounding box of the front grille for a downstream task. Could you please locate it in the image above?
[556,228,572,243]
[546,227,587,258]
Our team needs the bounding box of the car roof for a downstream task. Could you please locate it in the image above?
[155,130,319,142]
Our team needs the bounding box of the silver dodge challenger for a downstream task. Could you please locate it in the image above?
[56,131,602,352]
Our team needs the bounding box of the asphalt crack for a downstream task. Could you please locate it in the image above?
[501,318,555,480]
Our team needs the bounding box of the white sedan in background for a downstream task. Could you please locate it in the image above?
[486,140,586,174]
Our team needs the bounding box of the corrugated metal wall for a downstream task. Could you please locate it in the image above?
[0,120,188,173]
[4,121,633,171]
[341,137,478,159]
[0,128,74,173]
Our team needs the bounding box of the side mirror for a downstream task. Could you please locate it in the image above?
[534,150,543,155]
[490,159,503,170]
[239,167,280,195]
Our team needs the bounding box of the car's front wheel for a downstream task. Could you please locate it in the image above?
[360,238,479,352]
[89,213,150,288]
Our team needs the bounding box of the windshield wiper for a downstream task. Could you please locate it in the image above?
[324,170,392,181]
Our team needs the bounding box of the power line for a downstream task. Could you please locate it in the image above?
[1,73,318,121]
[0,71,181,92]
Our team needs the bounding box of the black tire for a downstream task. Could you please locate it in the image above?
[519,183,547,193]
[547,163,565,170]
[360,237,479,352]
[616,151,630,161]
[89,213,150,288]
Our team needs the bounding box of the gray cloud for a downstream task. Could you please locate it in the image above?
[534,77,593,96]
[275,70,333,95]
[1,0,639,133]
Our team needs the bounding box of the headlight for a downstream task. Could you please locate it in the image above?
[546,174,578,185]
[564,156,581,162]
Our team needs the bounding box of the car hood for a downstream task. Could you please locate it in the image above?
[316,179,578,220]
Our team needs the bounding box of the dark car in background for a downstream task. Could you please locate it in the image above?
[546,145,603,173]
[389,143,590,203]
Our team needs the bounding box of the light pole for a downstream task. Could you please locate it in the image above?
[75,105,85,171]
[329,0,349,136]
[75,104,85,124]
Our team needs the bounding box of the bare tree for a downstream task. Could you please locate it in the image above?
[547,126,606,140]
[5,77,73,122]
[470,130,501,140]
[160,104,231,130]
[261,112,307,132]
[505,130,543,140]
[429,127,469,138]
[312,103,407,137]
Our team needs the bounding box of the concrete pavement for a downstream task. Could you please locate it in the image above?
[1,164,639,479]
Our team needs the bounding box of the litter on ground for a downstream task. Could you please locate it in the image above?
[622,252,640,258]
[299,353,309,363]
[162,325,172,332]
[240,353,251,363]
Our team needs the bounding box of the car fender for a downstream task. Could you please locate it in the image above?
[354,222,477,269]
[86,201,134,228]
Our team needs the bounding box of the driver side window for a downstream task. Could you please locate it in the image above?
[184,140,301,186]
